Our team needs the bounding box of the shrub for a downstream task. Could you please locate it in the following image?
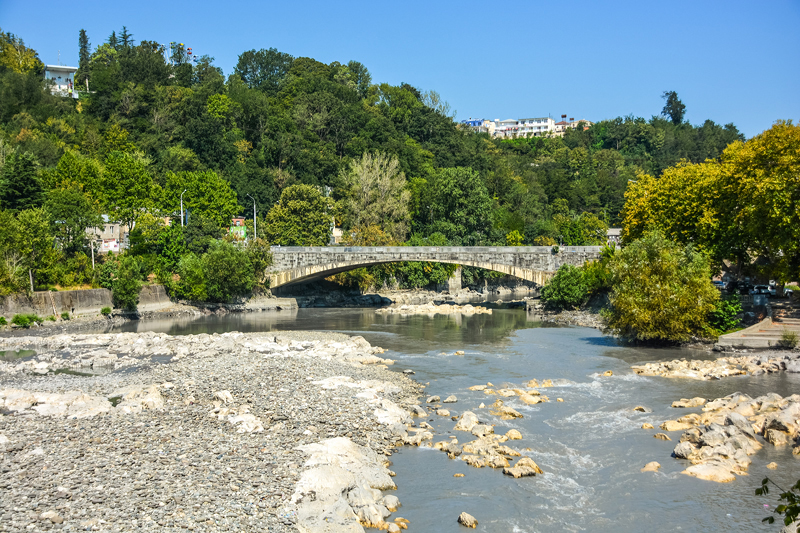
[100,307,112,316]
[202,240,254,303]
[175,253,207,301]
[708,296,742,332]
[112,257,142,312]
[541,264,589,310]
[95,258,119,290]
[60,311,70,320]
[780,330,799,350]
[46,315,56,322]
[606,230,718,342]
[11,314,42,328]
[0,317,6,326]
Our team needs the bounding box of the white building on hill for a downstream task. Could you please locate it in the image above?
[44,65,78,98]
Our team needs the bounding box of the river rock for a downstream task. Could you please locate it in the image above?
[641,462,661,472]
[40,511,64,524]
[443,395,458,403]
[426,395,440,403]
[654,433,671,441]
[672,397,707,408]
[767,462,778,469]
[471,424,494,437]
[633,405,651,412]
[454,411,480,431]
[468,385,487,391]
[458,512,478,528]
[436,409,451,417]
[682,462,736,483]
[642,423,655,429]
[506,429,522,440]
[502,457,543,478]
[660,420,695,431]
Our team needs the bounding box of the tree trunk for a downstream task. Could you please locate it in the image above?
[28,269,34,292]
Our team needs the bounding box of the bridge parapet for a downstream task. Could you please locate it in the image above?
[268,246,602,288]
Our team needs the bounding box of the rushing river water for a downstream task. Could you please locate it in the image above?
[106,307,799,531]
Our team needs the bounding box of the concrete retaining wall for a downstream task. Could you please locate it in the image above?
[0,288,112,318]
[0,284,173,318]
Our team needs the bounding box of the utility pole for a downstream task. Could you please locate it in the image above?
[246,194,256,239]
[180,189,187,227]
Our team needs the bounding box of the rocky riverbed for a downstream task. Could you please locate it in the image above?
[375,303,492,317]
[631,349,800,380]
[634,391,800,484]
[0,331,423,532]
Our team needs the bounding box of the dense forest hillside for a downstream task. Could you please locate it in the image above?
[0,26,747,295]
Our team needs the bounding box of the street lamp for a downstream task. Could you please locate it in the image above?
[180,189,187,227]
[246,194,256,239]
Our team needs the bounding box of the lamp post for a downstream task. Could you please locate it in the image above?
[246,194,256,240]
[180,189,187,227]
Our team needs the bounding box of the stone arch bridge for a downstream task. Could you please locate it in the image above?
[268,246,602,289]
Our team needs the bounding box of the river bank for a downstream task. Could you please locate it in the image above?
[0,330,422,532]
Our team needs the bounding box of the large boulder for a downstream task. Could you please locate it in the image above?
[454,411,480,432]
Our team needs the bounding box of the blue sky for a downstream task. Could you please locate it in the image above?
[2,0,798,137]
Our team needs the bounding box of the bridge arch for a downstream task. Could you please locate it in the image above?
[268,246,602,289]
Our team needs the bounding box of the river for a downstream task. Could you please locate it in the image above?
[105,307,800,531]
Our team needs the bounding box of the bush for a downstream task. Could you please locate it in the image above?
[95,258,119,290]
[0,317,6,326]
[46,315,56,322]
[202,240,254,303]
[780,330,799,350]
[606,230,719,342]
[60,311,70,320]
[541,264,589,310]
[100,307,111,316]
[112,257,142,312]
[175,253,207,301]
[708,296,742,332]
[12,314,42,328]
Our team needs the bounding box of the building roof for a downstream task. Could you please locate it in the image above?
[44,65,78,72]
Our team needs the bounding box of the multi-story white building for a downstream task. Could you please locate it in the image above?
[463,115,593,139]
[44,65,79,98]
[487,117,556,138]
[553,118,594,136]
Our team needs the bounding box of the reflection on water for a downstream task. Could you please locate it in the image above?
[86,307,800,532]
[0,349,36,361]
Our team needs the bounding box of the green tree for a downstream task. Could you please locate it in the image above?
[76,29,90,88]
[161,170,240,229]
[263,184,331,246]
[112,256,142,311]
[541,264,589,310]
[234,48,294,94]
[0,152,43,212]
[102,151,153,230]
[175,252,206,301]
[45,182,103,254]
[607,230,718,342]
[15,208,57,291]
[420,167,493,245]
[661,91,686,125]
[339,151,410,241]
[0,30,42,73]
[202,240,255,302]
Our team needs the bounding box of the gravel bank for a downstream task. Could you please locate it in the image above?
[0,331,422,532]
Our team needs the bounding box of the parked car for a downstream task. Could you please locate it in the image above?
[787,286,796,298]
[751,285,773,297]
[712,281,726,290]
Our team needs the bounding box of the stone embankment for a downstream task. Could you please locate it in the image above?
[631,349,800,380]
[375,303,492,316]
[640,392,800,483]
[0,331,422,532]
[525,300,605,330]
